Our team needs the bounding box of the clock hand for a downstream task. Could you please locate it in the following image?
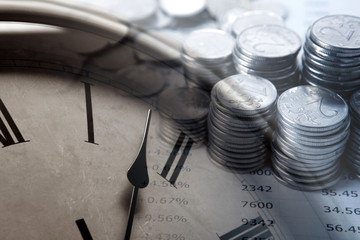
[125,109,152,240]
[75,219,93,240]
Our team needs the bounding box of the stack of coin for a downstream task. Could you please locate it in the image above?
[233,25,301,94]
[207,74,277,171]
[157,87,210,146]
[302,15,360,99]
[181,29,236,91]
[272,85,350,191]
[345,90,360,176]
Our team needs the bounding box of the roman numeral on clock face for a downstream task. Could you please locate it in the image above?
[83,82,97,145]
[0,98,29,147]
[159,132,193,186]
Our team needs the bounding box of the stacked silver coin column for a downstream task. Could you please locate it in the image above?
[233,25,301,94]
[272,85,350,191]
[207,74,277,172]
[345,90,360,176]
[181,29,236,91]
[302,15,360,99]
[157,87,210,147]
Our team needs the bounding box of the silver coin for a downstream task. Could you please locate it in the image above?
[210,102,274,129]
[110,0,157,23]
[272,144,337,170]
[277,125,349,147]
[236,24,301,61]
[159,0,206,17]
[310,15,360,52]
[208,149,264,172]
[273,162,341,186]
[208,147,267,167]
[217,8,247,33]
[182,29,234,62]
[278,85,348,129]
[272,155,339,179]
[272,163,342,191]
[215,74,277,113]
[231,11,284,37]
[206,0,252,19]
[273,133,346,163]
[209,136,268,153]
[208,142,268,163]
[276,131,348,155]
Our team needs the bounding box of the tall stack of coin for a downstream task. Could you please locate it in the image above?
[345,90,360,176]
[157,87,210,147]
[302,15,360,99]
[272,85,350,191]
[181,29,236,91]
[207,74,277,171]
[233,25,301,94]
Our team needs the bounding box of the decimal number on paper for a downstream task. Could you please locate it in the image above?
[326,224,360,234]
[321,189,358,198]
[323,206,360,215]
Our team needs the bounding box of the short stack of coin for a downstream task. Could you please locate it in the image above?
[157,87,210,147]
[302,15,360,99]
[181,29,236,91]
[272,85,350,190]
[233,25,301,94]
[207,74,277,171]
[345,90,360,176]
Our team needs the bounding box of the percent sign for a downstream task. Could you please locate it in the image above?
[174,215,187,223]
[175,198,189,205]
[175,181,190,188]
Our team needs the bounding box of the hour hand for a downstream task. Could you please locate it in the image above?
[124,109,151,240]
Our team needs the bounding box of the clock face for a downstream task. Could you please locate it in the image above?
[1,1,360,240]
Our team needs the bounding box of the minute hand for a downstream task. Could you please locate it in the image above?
[125,109,152,240]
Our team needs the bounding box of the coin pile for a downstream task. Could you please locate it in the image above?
[233,25,301,94]
[302,15,360,99]
[157,87,210,146]
[181,29,236,91]
[207,74,277,171]
[272,85,350,191]
[345,90,360,176]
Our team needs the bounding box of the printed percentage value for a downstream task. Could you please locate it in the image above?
[146,197,189,205]
[156,233,186,240]
[144,214,188,223]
